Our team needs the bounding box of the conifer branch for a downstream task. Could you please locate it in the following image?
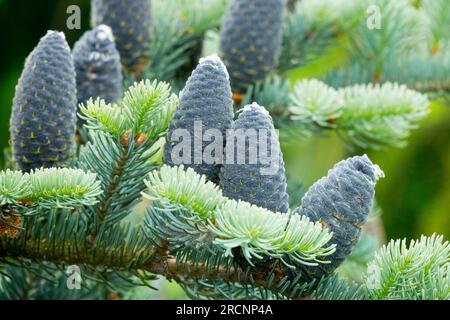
[93,142,129,233]
[0,235,355,300]
[246,77,430,149]
[2,0,449,299]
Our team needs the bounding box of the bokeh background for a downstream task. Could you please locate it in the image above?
[0,0,449,298]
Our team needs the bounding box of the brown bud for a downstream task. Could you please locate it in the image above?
[0,214,23,239]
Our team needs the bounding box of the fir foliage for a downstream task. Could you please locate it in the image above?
[1,0,449,301]
[80,79,177,140]
[367,234,450,300]
[0,167,101,209]
[143,165,333,271]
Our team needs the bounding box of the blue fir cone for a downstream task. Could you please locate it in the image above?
[91,0,152,74]
[9,31,77,172]
[220,0,286,97]
[164,55,234,184]
[285,155,384,282]
[218,103,289,271]
[219,103,289,213]
[73,24,122,111]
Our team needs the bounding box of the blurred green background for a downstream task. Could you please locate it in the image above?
[0,0,449,292]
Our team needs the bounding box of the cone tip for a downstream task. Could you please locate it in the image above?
[46,30,66,40]
[199,54,229,80]
[95,24,114,42]
[242,102,270,117]
[362,154,385,180]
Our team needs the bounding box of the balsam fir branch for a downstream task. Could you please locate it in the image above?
[0,167,101,240]
[9,31,77,172]
[143,165,225,252]
[346,0,428,81]
[78,80,176,233]
[244,76,431,149]
[209,200,335,266]
[0,263,138,300]
[0,170,29,205]
[144,165,333,266]
[0,168,102,209]
[73,25,122,113]
[383,50,450,94]
[178,269,364,300]
[290,79,344,129]
[0,154,449,299]
[278,0,450,93]
[243,77,291,119]
[1,220,447,300]
[142,5,196,82]
[367,234,450,300]
[144,165,225,221]
[80,79,177,140]
[1,162,449,300]
[336,82,429,149]
[289,79,430,149]
[1,0,450,301]
[78,131,157,231]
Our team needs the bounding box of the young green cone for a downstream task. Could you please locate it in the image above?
[10,31,77,172]
[164,55,234,183]
[73,25,122,111]
[220,0,286,96]
[91,0,152,74]
[219,102,289,213]
[286,155,384,281]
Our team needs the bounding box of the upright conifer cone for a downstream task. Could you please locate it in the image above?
[164,55,234,183]
[10,31,77,172]
[219,103,289,213]
[73,25,122,110]
[286,155,384,281]
[91,0,152,74]
[220,0,286,98]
